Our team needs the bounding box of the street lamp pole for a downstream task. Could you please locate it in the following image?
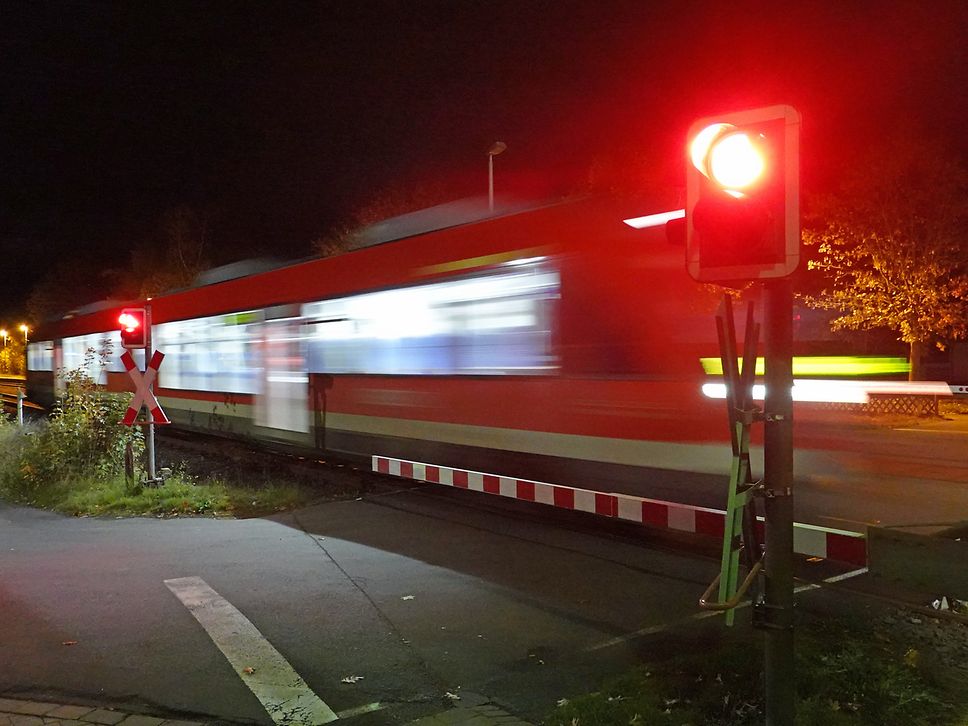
[19,325,29,377]
[488,141,507,212]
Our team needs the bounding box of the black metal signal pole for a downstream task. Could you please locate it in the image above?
[145,302,156,483]
[762,277,795,725]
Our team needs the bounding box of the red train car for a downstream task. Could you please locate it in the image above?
[29,195,730,504]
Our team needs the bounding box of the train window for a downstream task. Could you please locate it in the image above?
[27,341,55,372]
[302,259,559,375]
[154,311,262,394]
[60,331,124,383]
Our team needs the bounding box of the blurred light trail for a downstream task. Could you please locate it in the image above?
[701,379,952,404]
[700,356,911,377]
[622,209,685,229]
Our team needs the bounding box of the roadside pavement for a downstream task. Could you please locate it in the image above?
[0,697,204,726]
[0,695,533,726]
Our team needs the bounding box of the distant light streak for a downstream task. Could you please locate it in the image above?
[699,356,911,377]
[622,209,685,229]
[701,379,952,404]
[504,256,546,267]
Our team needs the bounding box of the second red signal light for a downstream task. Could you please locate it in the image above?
[119,308,147,349]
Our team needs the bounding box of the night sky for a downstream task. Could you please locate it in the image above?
[1,1,964,320]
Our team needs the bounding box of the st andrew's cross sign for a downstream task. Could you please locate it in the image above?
[120,349,170,426]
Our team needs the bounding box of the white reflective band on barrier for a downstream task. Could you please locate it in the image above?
[372,456,867,566]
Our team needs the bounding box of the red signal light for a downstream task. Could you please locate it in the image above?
[119,308,147,349]
[705,131,766,191]
[685,105,800,284]
[119,312,140,332]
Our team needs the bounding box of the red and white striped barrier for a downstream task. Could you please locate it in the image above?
[373,456,867,566]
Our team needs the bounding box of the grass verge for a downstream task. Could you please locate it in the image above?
[57,473,231,516]
[546,610,965,726]
[49,474,312,517]
[4,469,317,518]
[0,417,319,517]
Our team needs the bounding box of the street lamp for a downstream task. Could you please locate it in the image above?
[487,141,507,212]
[0,329,7,347]
[19,324,28,343]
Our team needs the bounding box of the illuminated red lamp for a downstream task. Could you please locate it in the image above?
[119,308,147,349]
[685,105,800,283]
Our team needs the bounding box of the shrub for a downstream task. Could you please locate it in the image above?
[0,415,29,492]
[1,347,143,503]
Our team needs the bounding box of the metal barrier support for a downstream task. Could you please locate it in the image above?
[700,559,764,611]
[702,296,764,625]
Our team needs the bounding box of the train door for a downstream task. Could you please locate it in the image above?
[255,311,309,435]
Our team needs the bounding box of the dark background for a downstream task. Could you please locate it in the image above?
[1,0,964,320]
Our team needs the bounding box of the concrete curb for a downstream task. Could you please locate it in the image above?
[0,697,208,726]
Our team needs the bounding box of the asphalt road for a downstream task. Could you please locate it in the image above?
[791,412,968,531]
[3,410,964,723]
[581,410,968,534]
[1,486,735,725]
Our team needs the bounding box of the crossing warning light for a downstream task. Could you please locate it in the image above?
[685,105,801,284]
[119,308,147,349]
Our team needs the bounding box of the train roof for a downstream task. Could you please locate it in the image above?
[33,193,674,340]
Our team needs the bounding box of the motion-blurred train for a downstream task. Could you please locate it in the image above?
[25,195,943,504]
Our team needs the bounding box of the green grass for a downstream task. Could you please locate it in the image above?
[55,474,314,518]
[0,423,315,518]
[545,616,961,726]
[223,478,315,517]
[546,669,704,725]
[57,473,230,516]
[1,469,316,518]
[0,411,322,517]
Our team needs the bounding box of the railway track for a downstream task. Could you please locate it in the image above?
[0,375,43,418]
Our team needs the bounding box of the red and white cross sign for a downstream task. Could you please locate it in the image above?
[121,350,171,426]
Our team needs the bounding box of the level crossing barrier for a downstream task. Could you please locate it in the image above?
[372,455,867,567]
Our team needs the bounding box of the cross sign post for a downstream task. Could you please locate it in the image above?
[119,303,169,484]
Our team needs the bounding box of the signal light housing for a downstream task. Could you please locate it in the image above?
[686,105,800,283]
[119,308,147,349]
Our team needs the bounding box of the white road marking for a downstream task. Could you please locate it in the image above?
[585,567,870,652]
[337,702,384,719]
[165,576,339,725]
[818,566,868,583]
